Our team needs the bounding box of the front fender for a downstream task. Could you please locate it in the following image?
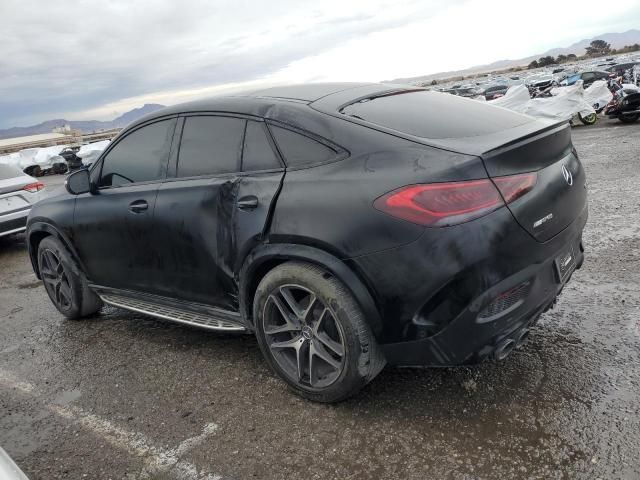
[238,243,383,337]
[26,220,86,279]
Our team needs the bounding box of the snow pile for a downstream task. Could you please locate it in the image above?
[76,140,110,166]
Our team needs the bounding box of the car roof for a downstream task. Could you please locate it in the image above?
[242,82,373,101]
[125,82,416,130]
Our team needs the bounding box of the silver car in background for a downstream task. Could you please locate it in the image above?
[0,447,29,479]
[0,164,45,238]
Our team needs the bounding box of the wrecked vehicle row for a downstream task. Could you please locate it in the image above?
[0,140,110,177]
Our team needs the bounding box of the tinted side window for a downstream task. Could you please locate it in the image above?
[177,116,245,177]
[269,125,336,167]
[99,119,175,187]
[242,121,281,171]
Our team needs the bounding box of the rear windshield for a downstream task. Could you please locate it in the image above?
[0,164,21,180]
[340,91,531,139]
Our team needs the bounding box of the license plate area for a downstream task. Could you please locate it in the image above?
[554,244,576,283]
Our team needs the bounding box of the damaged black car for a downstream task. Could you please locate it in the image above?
[26,82,587,402]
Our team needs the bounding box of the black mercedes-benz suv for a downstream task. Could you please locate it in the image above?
[27,82,587,402]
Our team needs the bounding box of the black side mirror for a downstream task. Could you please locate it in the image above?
[65,168,93,195]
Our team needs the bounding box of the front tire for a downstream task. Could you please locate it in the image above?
[37,236,102,319]
[253,261,385,403]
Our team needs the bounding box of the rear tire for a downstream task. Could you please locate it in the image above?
[619,113,639,124]
[37,236,102,319]
[253,261,385,403]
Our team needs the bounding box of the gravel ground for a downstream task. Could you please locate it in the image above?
[1,119,639,480]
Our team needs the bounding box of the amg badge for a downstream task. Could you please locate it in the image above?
[533,213,554,229]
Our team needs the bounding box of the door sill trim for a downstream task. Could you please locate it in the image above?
[90,285,246,333]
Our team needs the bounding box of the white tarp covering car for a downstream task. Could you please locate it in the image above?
[0,140,109,175]
[76,140,110,166]
[490,80,612,122]
[0,145,68,174]
[581,80,614,111]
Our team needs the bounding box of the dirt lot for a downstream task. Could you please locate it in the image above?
[1,120,639,480]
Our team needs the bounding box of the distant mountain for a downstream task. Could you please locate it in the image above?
[388,29,640,84]
[0,103,165,140]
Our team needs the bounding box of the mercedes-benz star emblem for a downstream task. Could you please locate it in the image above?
[561,165,573,186]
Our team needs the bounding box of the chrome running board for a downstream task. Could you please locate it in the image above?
[98,292,246,332]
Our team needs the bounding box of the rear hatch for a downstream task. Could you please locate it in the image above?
[319,88,586,242]
[481,122,586,242]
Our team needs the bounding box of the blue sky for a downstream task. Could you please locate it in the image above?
[1,0,639,128]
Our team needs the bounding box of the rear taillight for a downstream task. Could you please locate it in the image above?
[374,173,537,227]
[23,182,45,193]
[493,173,537,203]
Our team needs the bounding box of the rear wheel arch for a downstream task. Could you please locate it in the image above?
[238,243,383,337]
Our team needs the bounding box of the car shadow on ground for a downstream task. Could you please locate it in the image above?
[64,306,594,417]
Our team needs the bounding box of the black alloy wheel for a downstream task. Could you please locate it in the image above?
[40,248,74,313]
[262,284,346,388]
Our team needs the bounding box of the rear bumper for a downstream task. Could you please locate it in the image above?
[349,203,588,366]
[0,209,29,237]
[381,237,583,366]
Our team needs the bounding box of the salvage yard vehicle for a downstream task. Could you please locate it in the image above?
[561,70,612,88]
[0,164,45,238]
[59,147,84,171]
[26,83,587,402]
[606,61,639,77]
[0,447,28,480]
[604,79,640,123]
[483,84,509,100]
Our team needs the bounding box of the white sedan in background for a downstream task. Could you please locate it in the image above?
[0,164,45,238]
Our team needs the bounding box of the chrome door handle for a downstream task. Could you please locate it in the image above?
[129,200,148,213]
[237,196,258,210]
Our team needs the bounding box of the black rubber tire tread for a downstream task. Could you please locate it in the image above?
[37,236,103,320]
[253,261,386,403]
[619,113,639,124]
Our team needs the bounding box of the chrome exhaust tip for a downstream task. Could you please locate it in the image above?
[516,328,530,348]
[494,338,516,361]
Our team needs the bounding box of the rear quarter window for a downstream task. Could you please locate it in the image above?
[268,125,337,168]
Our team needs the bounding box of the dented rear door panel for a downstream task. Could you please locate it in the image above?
[151,171,284,311]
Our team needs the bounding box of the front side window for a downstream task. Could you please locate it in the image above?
[177,116,245,177]
[99,119,175,187]
[268,125,336,167]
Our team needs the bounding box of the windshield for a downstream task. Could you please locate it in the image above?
[340,90,532,139]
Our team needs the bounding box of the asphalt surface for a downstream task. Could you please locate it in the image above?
[1,119,639,480]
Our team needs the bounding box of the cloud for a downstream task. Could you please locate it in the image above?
[0,0,638,128]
